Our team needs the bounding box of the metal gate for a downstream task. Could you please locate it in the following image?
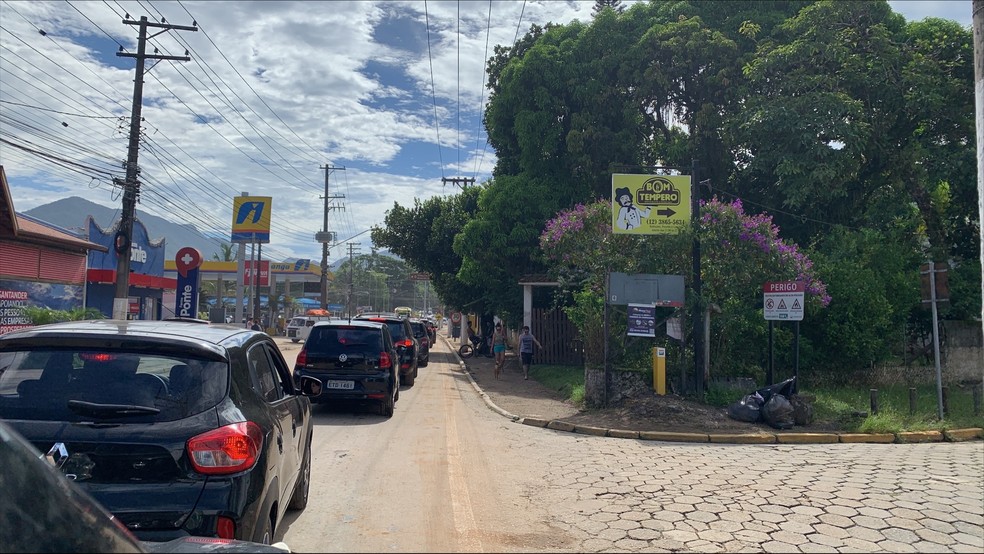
[530,308,582,366]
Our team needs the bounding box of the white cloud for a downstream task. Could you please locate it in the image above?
[0,0,971,262]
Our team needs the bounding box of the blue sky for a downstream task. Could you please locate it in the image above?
[0,1,973,263]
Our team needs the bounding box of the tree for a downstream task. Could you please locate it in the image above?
[592,0,624,17]
[540,198,829,378]
[211,242,237,310]
[371,188,484,312]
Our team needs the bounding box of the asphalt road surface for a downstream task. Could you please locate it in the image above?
[273,336,984,553]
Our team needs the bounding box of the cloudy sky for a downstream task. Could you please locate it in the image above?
[0,0,973,263]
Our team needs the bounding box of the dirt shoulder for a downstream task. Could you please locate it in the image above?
[446,338,840,435]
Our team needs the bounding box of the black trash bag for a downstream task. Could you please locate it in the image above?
[727,392,765,423]
[761,393,795,429]
[755,376,797,404]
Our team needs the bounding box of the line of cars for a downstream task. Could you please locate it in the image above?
[291,312,432,418]
[0,311,439,550]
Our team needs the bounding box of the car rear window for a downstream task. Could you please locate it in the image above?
[305,327,384,356]
[0,349,228,423]
[409,322,427,338]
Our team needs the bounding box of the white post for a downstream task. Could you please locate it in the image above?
[523,284,533,329]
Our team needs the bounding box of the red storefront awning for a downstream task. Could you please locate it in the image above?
[87,269,177,290]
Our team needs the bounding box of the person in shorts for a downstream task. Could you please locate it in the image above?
[518,325,542,380]
[491,322,507,379]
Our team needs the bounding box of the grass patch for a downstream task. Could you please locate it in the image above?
[808,383,984,433]
[530,364,584,406]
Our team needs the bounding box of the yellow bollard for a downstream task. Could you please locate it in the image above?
[652,347,666,395]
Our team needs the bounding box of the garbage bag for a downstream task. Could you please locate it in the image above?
[727,392,764,423]
[761,393,795,429]
[755,376,796,403]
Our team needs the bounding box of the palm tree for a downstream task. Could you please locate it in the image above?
[213,242,237,310]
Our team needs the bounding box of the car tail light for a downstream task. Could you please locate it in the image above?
[296,348,307,366]
[187,422,263,475]
[379,352,392,369]
[397,339,413,348]
[216,517,236,539]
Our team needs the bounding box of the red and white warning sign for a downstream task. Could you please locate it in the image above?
[763,281,804,321]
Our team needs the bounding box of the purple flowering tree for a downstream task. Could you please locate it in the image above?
[540,198,829,376]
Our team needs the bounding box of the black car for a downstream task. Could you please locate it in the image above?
[0,421,291,554]
[0,320,322,544]
[354,314,419,386]
[407,318,431,367]
[293,320,400,417]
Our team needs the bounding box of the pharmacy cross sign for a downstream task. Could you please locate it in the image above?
[763,281,804,321]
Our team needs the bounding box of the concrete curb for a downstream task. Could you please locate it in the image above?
[444,335,983,446]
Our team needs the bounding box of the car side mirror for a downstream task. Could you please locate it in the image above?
[298,376,323,397]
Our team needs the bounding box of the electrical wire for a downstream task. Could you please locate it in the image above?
[423,0,446,179]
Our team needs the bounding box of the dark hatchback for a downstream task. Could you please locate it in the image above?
[293,320,400,417]
[0,320,322,544]
[408,318,430,367]
[354,314,419,386]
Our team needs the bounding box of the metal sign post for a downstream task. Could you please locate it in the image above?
[763,281,805,386]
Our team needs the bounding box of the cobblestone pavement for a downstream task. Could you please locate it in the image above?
[525,428,984,553]
[438,333,984,552]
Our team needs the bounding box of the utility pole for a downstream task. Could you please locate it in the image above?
[112,16,196,320]
[442,176,475,190]
[317,165,345,311]
[346,243,361,317]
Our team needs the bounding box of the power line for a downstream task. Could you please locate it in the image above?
[424,0,446,179]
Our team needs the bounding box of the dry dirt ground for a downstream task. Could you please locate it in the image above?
[457,344,841,435]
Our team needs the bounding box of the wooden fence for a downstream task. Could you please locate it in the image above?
[529,308,583,366]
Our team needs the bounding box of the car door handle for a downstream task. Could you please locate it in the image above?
[292,421,297,437]
[277,435,283,453]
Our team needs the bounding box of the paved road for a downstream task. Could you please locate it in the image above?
[275,335,984,553]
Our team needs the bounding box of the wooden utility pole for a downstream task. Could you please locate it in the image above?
[317,165,345,311]
[112,16,196,319]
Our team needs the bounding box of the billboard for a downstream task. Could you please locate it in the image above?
[231,196,272,244]
[611,174,691,235]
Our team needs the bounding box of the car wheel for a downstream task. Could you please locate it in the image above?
[291,339,299,343]
[379,388,395,417]
[403,369,415,387]
[419,356,429,368]
[288,437,311,511]
[254,514,273,544]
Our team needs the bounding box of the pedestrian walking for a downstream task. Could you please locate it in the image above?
[518,325,542,380]
[491,322,507,379]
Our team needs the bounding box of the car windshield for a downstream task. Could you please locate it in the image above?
[0,349,228,423]
[289,318,305,327]
[306,327,383,355]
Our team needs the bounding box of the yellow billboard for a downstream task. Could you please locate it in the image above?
[231,196,272,244]
[612,174,691,235]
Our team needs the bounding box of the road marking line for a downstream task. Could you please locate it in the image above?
[444,372,483,552]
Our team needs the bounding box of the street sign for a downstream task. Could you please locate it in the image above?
[409,272,431,281]
[763,281,804,321]
[231,196,272,244]
[451,312,462,324]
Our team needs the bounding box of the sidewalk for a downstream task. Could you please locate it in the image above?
[438,334,984,445]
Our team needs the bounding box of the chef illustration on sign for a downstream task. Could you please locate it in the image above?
[614,187,651,230]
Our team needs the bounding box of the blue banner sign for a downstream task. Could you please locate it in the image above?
[174,247,203,318]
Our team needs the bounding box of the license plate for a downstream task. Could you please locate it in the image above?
[325,380,354,390]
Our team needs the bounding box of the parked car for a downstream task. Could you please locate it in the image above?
[407,318,430,367]
[292,320,400,417]
[354,314,419,386]
[0,421,291,553]
[0,320,323,544]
